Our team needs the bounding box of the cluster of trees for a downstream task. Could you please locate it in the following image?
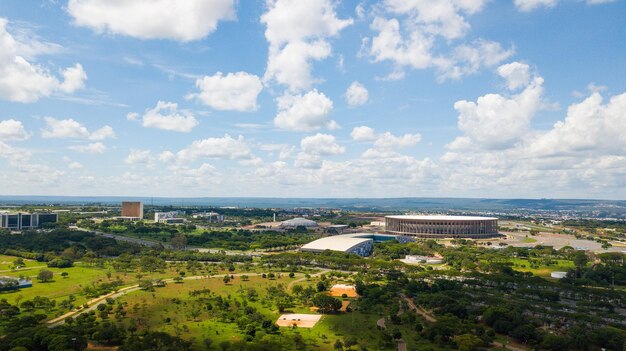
[185,230,318,250]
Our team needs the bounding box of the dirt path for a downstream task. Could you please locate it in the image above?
[399,293,437,322]
[376,317,386,329]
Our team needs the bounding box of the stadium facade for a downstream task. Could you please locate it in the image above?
[385,215,499,239]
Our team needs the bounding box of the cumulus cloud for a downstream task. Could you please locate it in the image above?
[514,0,559,11]
[0,119,29,141]
[497,62,531,90]
[133,101,198,133]
[261,0,353,91]
[300,133,345,155]
[351,126,421,150]
[450,67,544,150]
[67,0,236,41]
[175,134,253,163]
[351,126,377,141]
[125,149,153,164]
[345,81,369,106]
[273,90,336,131]
[366,1,511,81]
[41,117,115,140]
[0,19,87,103]
[188,72,263,112]
[529,92,626,157]
[69,142,107,154]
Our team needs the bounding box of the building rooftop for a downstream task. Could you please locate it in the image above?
[280,217,318,227]
[386,215,498,221]
[301,232,397,252]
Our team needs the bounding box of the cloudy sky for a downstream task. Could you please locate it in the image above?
[1,0,625,199]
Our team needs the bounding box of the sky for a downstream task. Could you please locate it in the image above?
[0,0,625,199]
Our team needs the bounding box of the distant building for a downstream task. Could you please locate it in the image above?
[0,212,58,230]
[192,212,224,222]
[121,201,143,220]
[385,215,499,239]
[279,217,318,229]
[154,211,184,223]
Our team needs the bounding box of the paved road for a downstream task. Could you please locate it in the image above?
[71,226,258,256]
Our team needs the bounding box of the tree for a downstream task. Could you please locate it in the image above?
[173,276,183,284]
[61,272,69,279]
[344,336,357,350]
[223,275,231,284]
[241,275,249,281]
[171,233,188,250]
[316,280,328,292]
[334,339,343,350]
[37,269,53,282]
[139,280,154,291]
[453,334,484,351]
[13,258,25,268]
[572,251,589,268]
[312,293,342,313]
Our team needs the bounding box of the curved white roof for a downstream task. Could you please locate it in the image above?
[386,215,498,221]
[301,236,372,252]
[301,232,396,253]
[280,217,318,227]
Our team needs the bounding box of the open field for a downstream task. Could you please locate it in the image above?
[276,313,322,328]
[329,284,358,298]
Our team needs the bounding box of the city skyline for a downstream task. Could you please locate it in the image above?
[1,0,625,199]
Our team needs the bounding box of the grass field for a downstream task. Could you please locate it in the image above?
[111,274,400,350]
[509,258,575,277]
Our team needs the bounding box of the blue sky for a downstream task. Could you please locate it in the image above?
[0,0,625,199]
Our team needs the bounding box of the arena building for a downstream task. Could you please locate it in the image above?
[385,215,499,239]
[279,217,318,229]
[300,233,398,256]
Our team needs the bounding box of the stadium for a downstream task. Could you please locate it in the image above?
[385,215,499,239]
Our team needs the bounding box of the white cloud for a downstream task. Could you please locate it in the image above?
[175,134,253,163]
[261,0,353,91]
[69,142,106,154]
[41,117,115,140]
[300,133,345,155]
[89,125,116,140]
[68,161,83,169]
[514,0,558,12]
[450,74,544,150]
[273,90,336,131]
[59,64,88,93]
[67,0,236,42]
[188,72,263,112]
[345,81,369,106]
[366,1,511,81]
[0,119,29,141]
[159,151,175,163]
[528,92,626,157]
[436,39,514,81]
[374,132,422,149]
[0,19,87,103]
[384,0,487,40]
[125,149,153,164]
[497,62,531,90]
[136,101,198,133]
[351,126,377,141]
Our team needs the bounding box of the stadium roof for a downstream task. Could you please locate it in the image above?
[301,236,372,253]
[301,233,397,253]
[385,215,498,221]
[280,217,318,227]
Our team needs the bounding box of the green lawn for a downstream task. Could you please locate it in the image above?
[509,258,575,277]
